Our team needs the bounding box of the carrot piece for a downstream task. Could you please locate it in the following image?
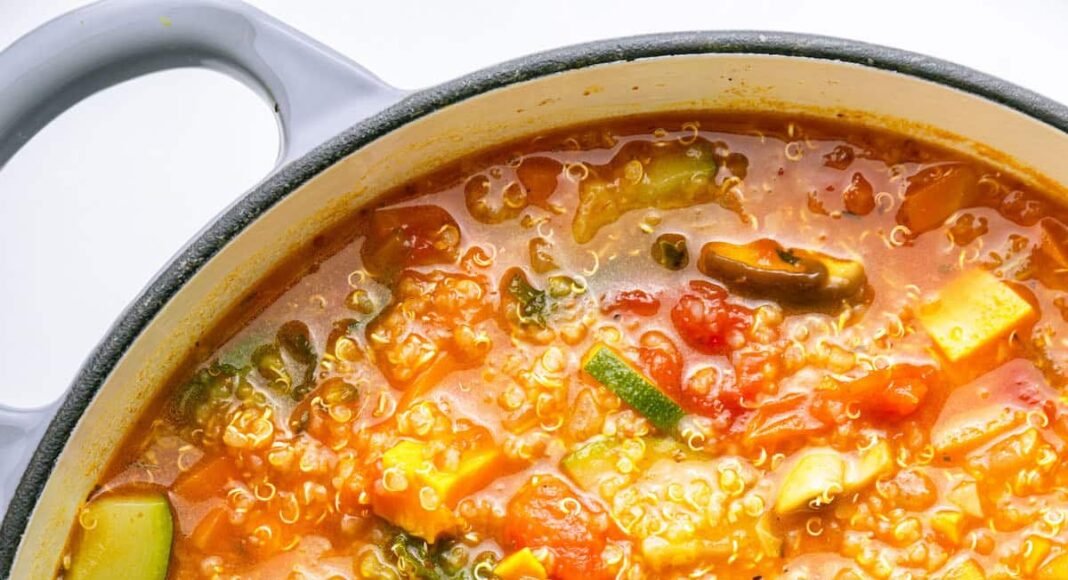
[397,353,456,408]
[897,164,978,235]
[190,506,232,552]
[173,456,240,502]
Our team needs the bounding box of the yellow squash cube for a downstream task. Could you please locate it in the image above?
[938,558,985,580]
[931,509,966,545]
[1023,535,1053,576]
[374,439,506,541]
[918,269,1034,362]
[1038,552,1068,580]
[494,548,548,580]
[947,480,983,518]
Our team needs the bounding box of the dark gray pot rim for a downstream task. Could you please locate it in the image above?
[3,30,1067,575]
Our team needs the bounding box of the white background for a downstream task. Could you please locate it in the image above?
[2,0,1068,408]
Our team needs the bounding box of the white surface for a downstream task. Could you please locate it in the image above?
[1,0,1067,409]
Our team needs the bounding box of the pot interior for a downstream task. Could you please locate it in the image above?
[12,51,1068,577]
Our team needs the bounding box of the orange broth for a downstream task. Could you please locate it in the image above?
[60,114,1068,579]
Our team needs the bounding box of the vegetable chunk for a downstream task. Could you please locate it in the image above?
[918,269,1035,362]
[582,343,685,431]
[561,437,629,492]
[572,140,733,243]
[494,548,548,580]
[930,359,1050,455]
[561,436,698,493]
[504,475,611,580]
[843,440,894,492]
[1034,218,1068,289]
[897,164,979,235]
[362,205,462,277]
[937,558,986,580]
[775,449,845,515]
[1038,552,1068,580]
[373,438,506,541]
[68,494,173,580]
[697,238,867,307]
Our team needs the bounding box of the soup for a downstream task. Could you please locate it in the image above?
[60,114,1068,579]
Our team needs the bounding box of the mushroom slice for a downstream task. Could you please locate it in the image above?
[697,239,867,306]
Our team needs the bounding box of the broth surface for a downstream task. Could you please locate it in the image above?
[61,114,1068,579]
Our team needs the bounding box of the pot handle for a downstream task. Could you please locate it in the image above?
[0,402,62,514]
[0,0,405,510]
[0,0,407,169]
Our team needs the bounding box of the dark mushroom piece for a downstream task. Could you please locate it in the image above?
[697,239,867,306]
[651,233,689,271]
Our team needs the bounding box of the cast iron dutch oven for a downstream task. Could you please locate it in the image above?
[3,0,1068,576]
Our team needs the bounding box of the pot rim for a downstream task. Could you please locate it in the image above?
[4,30,1068,573]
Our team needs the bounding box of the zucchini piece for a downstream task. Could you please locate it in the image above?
[582,344,684,431]
[774,449,845,515]
[843,440,894,493]
[572,141,720,243]
[641,144,718,201]
[562,436,701,492]
[68,494,173,580]
[561,438,627,492]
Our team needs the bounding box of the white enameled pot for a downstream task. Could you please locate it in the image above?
[2,2,1068,577]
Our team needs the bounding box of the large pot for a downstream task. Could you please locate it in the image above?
[3,1,1068,577]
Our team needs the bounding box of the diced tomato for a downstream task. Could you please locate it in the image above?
[671,281,752,356]
[842,172,875,216]
[732,344,783,400]
[636,331,683,396]
[744,392,829,446]
[602,289,661,317]
[678,366,744,425]
[504,475,612,580]
[832,365,935,418]
[669,333,780,427]
[879,377,928,416]
[515,156,564,208]
[362,205,462,276]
